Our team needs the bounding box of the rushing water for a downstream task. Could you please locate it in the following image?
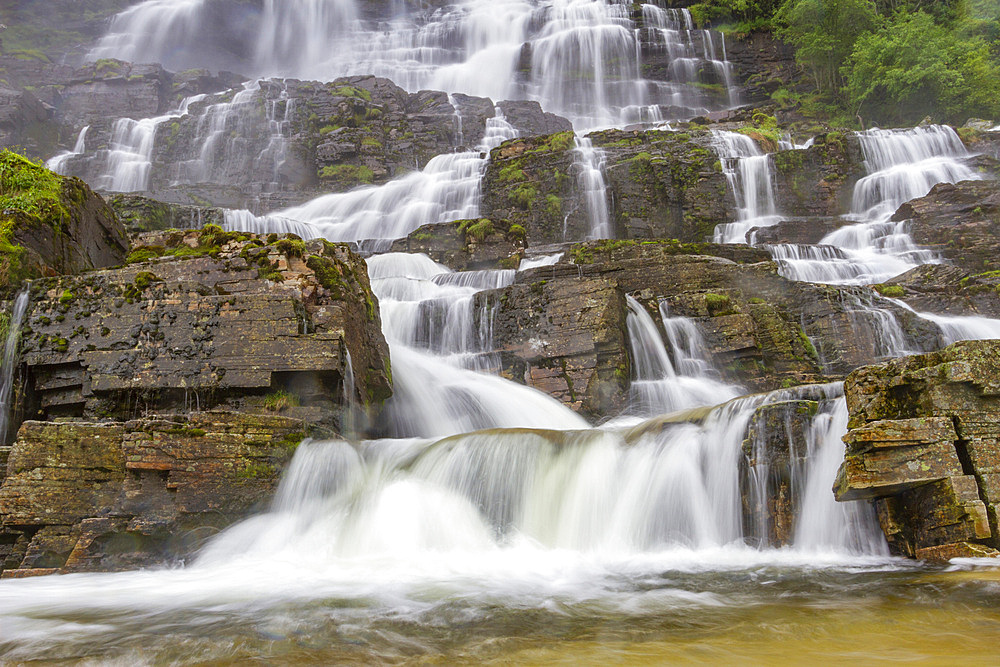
[773,125,980,285]
[711,130,781,244]
[88,0,739,130]
[0,290,28,444]
[6,2,1000,663]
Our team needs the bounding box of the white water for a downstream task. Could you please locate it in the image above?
[775,125,981,285]
[92,95,206,192]
[225,108,518,248]
[0,290,28,444]
[711,130,781,244]
[572,135,613,239]
[44,126,89,175]
[624,295,739,418]
[89,0,739,130]
[171,80,295,191]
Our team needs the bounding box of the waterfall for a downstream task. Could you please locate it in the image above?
[571,135,613,239]
[87,0,738,129]
[0,290,28,444]
[367,253,588,437]
[624,295,739,417]
[45,126,89,175]
[173,80,293,191]
[711,130,781,244]
[94,95,206,193]
[775,125,979,285]
[225,107,519,247]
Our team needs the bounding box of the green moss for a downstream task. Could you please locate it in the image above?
[874,284,905,298]
[133,271,159,290]
[318,164,374,185]
[236,461,277,479]
[275,238,306,257]
[511,185,538,210]
[507,223,527,242]
[498,164,526,182]
[545,195,562,217]
[798,328,819,361]
[704,292,735,316]
[361,136,383,149]
[331,85,373,102]
[264,389,300,413]
[58,290,74,305]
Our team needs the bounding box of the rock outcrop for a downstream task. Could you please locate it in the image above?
[483,129,730,245]
[0,150,129,286]
[0,225,393,576]
[474,240,939,418]
[892,179,1000,275]
[836,340,1000,561]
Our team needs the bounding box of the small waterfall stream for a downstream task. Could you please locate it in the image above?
[0,291,28,444]
[711,130,781,243]
[571,135,613,239]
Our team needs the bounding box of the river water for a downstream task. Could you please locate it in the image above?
[5,0,1000,662]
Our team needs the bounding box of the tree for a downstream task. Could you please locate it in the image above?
[776,0,880,91]
[843,11,1000,124]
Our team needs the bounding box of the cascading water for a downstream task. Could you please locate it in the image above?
[0,290,28,444]
[88,0,739,129]
[60,95,207,192]
[44,126,89,175]
[774,125,980,285]
[711,130,781,243]
[571,135,613,239]
[623,295,739,418]
[224,107,518,248]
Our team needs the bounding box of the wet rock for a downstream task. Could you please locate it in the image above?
[892,179,1000,275]
[0,86,58,157]
[107,193,225,233]
[838,340,1000,558]
[477,240,933,415]
[878,263,1000,319]
[496,101,573,137]
[749,216,841,246]
[0,413,321,574]
[0,151,128,287]
[389,219,525,271]
[740,399,819,547]
[483,128,730,246]
[771,132,864,217]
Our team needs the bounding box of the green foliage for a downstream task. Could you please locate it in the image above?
[776,0,879,91]
[843,11,1000,124]
[688,0,784,31]
[318,164,375,185]
[275,238,306,257]
[507,223,527,241]
[460,218,494,242]
[264,389,301,413]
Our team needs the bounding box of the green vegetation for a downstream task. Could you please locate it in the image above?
[696,0,1000,125]
[319,164,375,185]
[459,218,495,242]
[874,283,905,297]
[264,390,301,413]
[0,150,72,285]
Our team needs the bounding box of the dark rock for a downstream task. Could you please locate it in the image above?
[389,219,525,271]
[0,151,128,286]
[497,100,573,137]
[892,179,1000,275]
[771,132,865,217]
[838,340,1000,558]
[107,193,225,233]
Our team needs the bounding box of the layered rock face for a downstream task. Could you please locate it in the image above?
[836,340,1000,560]
[0,227,392,576]
[473,240,939,418]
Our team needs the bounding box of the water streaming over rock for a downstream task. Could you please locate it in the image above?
[774,125,980,285]
[89,0,739,129]
[224,107,518,248]
[44,126,89,174]
[571,134,613,239]
[624,295,739,417]
[710,130,781,243]
[0,291,28,444]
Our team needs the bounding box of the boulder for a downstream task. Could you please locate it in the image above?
[771,131,864,217]
[837,340,1000,559]
[0,150,128,287]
